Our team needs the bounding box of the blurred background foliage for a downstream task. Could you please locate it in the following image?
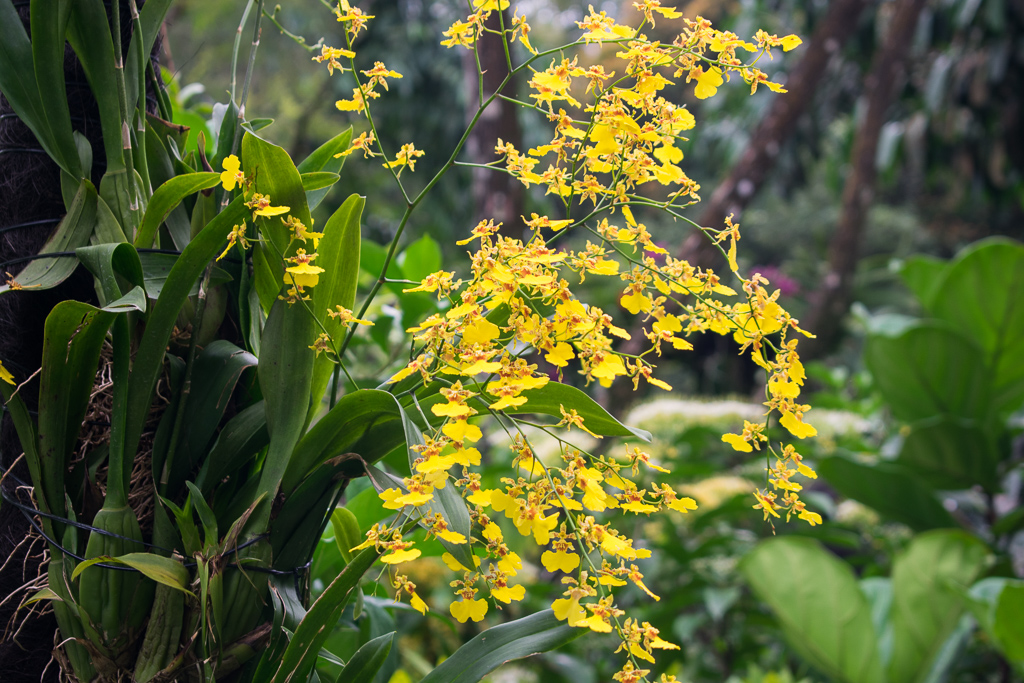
[161,0,1024,680]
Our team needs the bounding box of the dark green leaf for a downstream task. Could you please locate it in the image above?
[0,180,97,295]
[500,383,652,441]
[242,131,312,258]
[898,418,1000,492]
[135,173,221,249]
[741,537,884,683]
[335,632,394,683]
[297,127,353,210]
[124,196,248,470]
[865,322,990,422]
[300,172,340,193]
[419,610,586,683]
[818,455,955,531]
[198,402,269,492]
[268,545,381,683]
[67,0,124,174]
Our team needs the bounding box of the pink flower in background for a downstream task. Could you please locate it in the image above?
[752,265,799,296]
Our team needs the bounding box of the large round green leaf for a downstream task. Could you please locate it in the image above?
[865,322,990,422]
[930,238,1024,415]
[888,530,989,683]
[740,537,884,683]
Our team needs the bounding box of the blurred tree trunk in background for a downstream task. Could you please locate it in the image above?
[677,0,872,269]
[802,0,929,358]
[462,8,523,237]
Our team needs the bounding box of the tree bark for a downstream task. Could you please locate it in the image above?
[462,8,524,237]
[677,0,873,268]
[802,0,928,357]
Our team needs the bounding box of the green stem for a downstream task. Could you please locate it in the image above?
[230,0,256,104]
[129,0,151,196]
[112,0,140,212]
[233,0,266,157]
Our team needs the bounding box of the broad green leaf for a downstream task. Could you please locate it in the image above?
[300,172,340,193]
[297,127,353,210]
[817,455,955,531]
[331,507,361,564]
[268,545,381,683]
[309,194,364,413]
[37,301,117,523]
[198,401,269,493]
[865,322,990,422]
[138,252,233,299]
[72,553,193,596]
[898,418,1000,492]
[501,383,652,441]
[860,578,894,667]
[94,193,129,244]
[67,0,124,174]
[283,389,400,495]
[76,242,146,307]
[242,131,312,258]
[930,238,1024,415]
[400,234,442,282]
[335,632,394,683]
[993,582,1024,668]
[0,180,97,295]
[164,341,257,494]
[124,196,248,470]
[888,530,989,683]
[898,255,947,310]
[419,610,586,683]
[741,537,884,683]
[135,173,221,248]
[254,297,316,528]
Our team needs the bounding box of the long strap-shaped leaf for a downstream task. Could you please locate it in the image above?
[29,0,80,177]
[123,195,247,465]
[419,610,585,683]
[264,545,381,683]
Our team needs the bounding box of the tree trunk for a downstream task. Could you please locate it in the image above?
[462,8,524,237]
[677,0,873,268]
[802,0,928,357]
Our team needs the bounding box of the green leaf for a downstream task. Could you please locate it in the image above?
[242,131,312,258]
[300,172,340,193]
[740,537,885,683]
[331,507,361,564]
[930,238,1024,415]
[37,301,118,523]
[198,401,269,493]
[124,196,248,471]
[282,390,400,495]
[138,252,233,299]
[865,322,991,422]
[135,173,221,249]
[268,545,381,683]
[888,530,989,683]
[164,341,257,494]
[400,234,442,282]
[124,0,173,115]
[898,418,1000,492]
[420,610,586,683]
[0,180,97,295]
[67,0,124,173]
[993,582,1024,667]
[335,632,394,683]
[500,383,652,441]
[297,127,353,211]
[30,0,79,176]
[253,296,316,528]
[309,194,364,412]
[71,553,193,596]
[898,255,947,309]
[817,455,955,531]
[0,3,50,167]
